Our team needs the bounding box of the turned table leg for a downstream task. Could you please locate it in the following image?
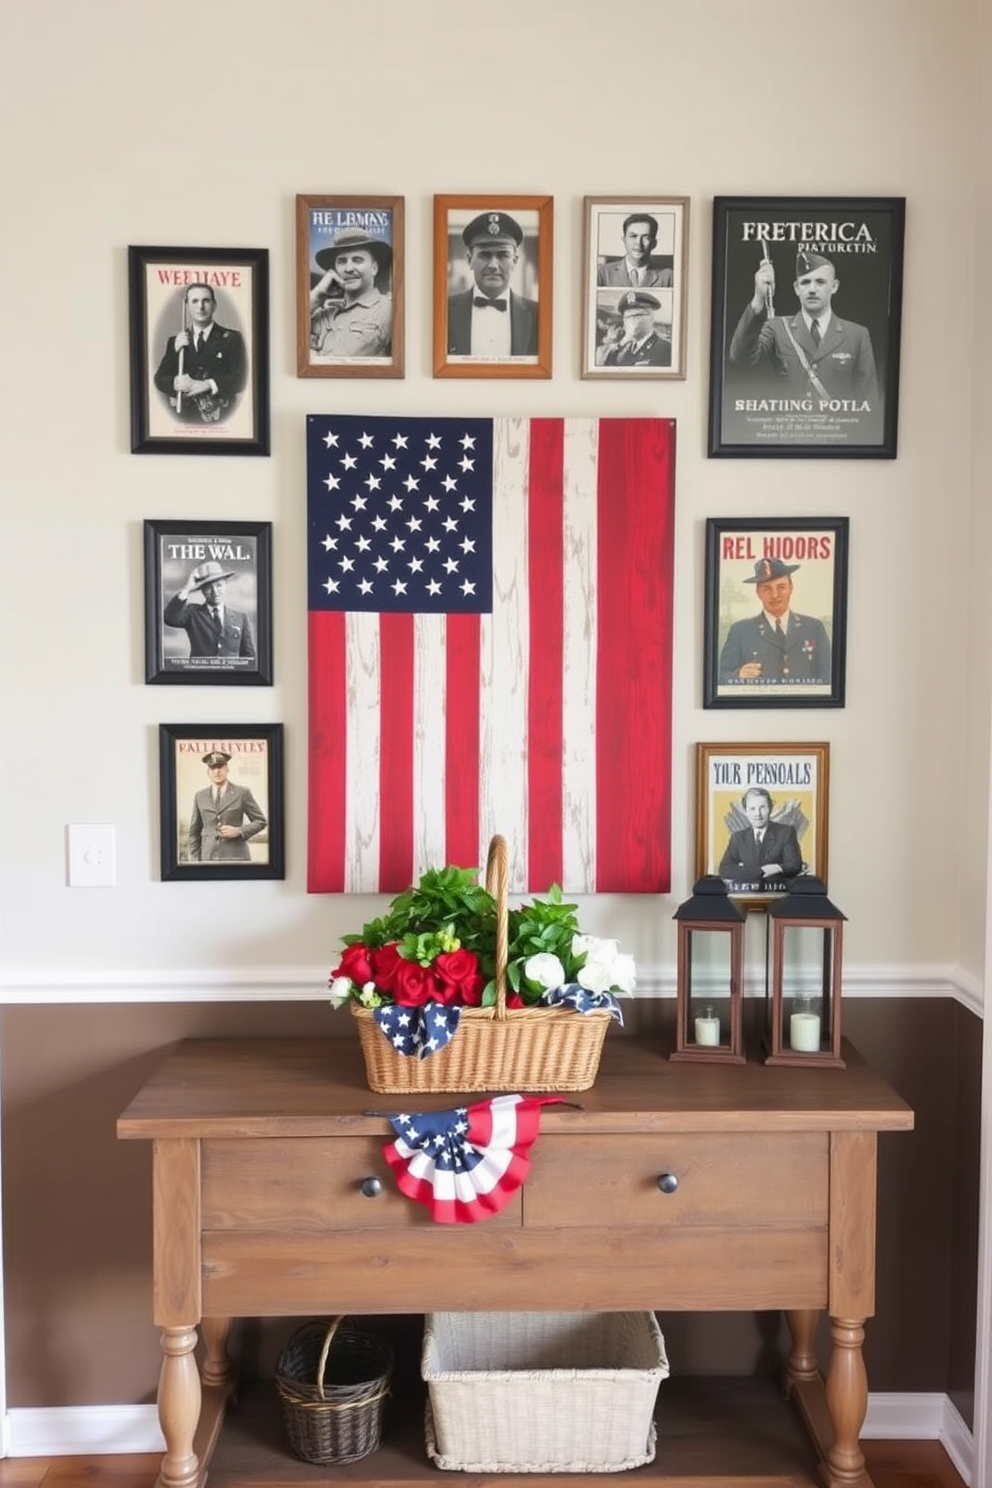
[157,1325,201,1488]
[823,1316,869,1488]
[784,1307,820,1390]
[201,1315,234,1391]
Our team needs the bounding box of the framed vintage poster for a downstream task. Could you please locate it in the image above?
[144,519,273,686]
[433,194,553,379]
[581,196,689,379]
[158,722,284,881]
[708,197,905,458]
[128,246,270,456]
[696,742,829,907]
[703,517,848,709]
[296,194,404,378]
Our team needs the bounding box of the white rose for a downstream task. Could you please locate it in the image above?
[577,957,614,994]
[524,952,566,991]
[328,976,353,1009]
[610,953,637,995]
[572,933,619,961]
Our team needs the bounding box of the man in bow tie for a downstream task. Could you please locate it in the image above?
[163,561,255,666]
[153,283,247,424]
[446,210,539,359]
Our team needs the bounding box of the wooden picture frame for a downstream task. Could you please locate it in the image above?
[128,245,269,456]
[708,196,905,458]
[695,742,829,907]
[581,196,689,379]
[703,516,848,709]
[433,194,553,379]
[158,722,284,881]
[143,519,273,686]
[296,194,404,378]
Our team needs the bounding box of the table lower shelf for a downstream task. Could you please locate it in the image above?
[206,1375,824,1487]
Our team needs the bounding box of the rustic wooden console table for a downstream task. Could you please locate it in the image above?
[117,1036,912,1488]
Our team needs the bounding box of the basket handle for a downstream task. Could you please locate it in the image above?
[315,1315,345,1401]
[485,835,509,1022]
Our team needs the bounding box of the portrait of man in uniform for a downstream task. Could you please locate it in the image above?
[703,517,849,710]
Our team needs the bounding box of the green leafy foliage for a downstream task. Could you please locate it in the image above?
[505,884,585,1004]
[342,864,498,977]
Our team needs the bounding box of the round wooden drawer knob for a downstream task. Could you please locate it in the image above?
[657,1173,679,1194]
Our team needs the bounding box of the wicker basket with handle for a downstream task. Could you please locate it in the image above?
[351,834,612,1094]
[275,1316,393,1465]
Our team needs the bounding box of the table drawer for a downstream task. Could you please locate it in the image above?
[201,1137,522,1230]
[524,1133,828,1228]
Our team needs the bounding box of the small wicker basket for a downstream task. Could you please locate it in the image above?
[352,834,613,1095]
[275,1317,393,1465]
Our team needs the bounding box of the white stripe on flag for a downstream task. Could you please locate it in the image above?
[481,418,531,890]
[414,613,447,872]
[346,612,381,892]
[562,419,599,893]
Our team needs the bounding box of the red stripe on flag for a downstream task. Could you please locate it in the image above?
[595,420,674,891]
[307,611,348,892]
[526,419,565,888]
[378,613,415,892]
[445,614,482,870]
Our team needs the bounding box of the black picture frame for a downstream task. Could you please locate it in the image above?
[128,245,270,456]
[144,519,273,685]
[158,722,284,881]
[696,741,830,908]
[708,197,904,458]
[703,517,848,709]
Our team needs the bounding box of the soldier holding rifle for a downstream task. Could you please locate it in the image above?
[153,283,247,424]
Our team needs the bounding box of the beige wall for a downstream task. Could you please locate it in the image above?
[0,0,982,990]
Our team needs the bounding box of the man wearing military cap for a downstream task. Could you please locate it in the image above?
[447,210,539,358]
[309,227,393,359]
[718,556,832,686]
[188,749,268,863]
[164,560,255,664]
[728,247,879,407]
[596,290,671,368]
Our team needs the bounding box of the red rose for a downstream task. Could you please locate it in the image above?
[504,991,527,1009]
[369,943,403,994]
[392,960,443,1007]
[336,943,373,986]
[434,949,484,1006]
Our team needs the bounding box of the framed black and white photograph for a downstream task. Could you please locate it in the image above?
[128,245,270,456]
[158,722,284,881]
[696,742,830,907]
[708,197,905,458]
[433,194,553,379]
[703,517,848,709]
[581,196,689,379]
[144,519,273,685]
[296,194,404,379]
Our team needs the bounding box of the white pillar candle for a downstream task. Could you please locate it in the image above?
[790,1012,821,1053]
[694,1015,721,1046]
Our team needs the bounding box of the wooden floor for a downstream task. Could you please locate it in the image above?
[0,1440,968,1488]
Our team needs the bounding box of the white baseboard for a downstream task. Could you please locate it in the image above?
[5,1404,164,1457]
[3,1393,973,1469]
[863,1393,973,1485]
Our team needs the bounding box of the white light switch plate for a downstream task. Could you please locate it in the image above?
[67,825,116,887]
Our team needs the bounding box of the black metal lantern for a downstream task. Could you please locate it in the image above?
[764,877,846,1068]
[671,875,747,1063]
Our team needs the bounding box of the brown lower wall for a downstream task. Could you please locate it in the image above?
[0,998,980,1420]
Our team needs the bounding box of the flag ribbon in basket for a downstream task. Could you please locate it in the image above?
[374,985,624,1061]
[382,1093,565,1223]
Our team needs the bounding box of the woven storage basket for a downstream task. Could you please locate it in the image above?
[421,1310,668,1474]
[352,834,613,1094]
[275,1317,393,1465]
